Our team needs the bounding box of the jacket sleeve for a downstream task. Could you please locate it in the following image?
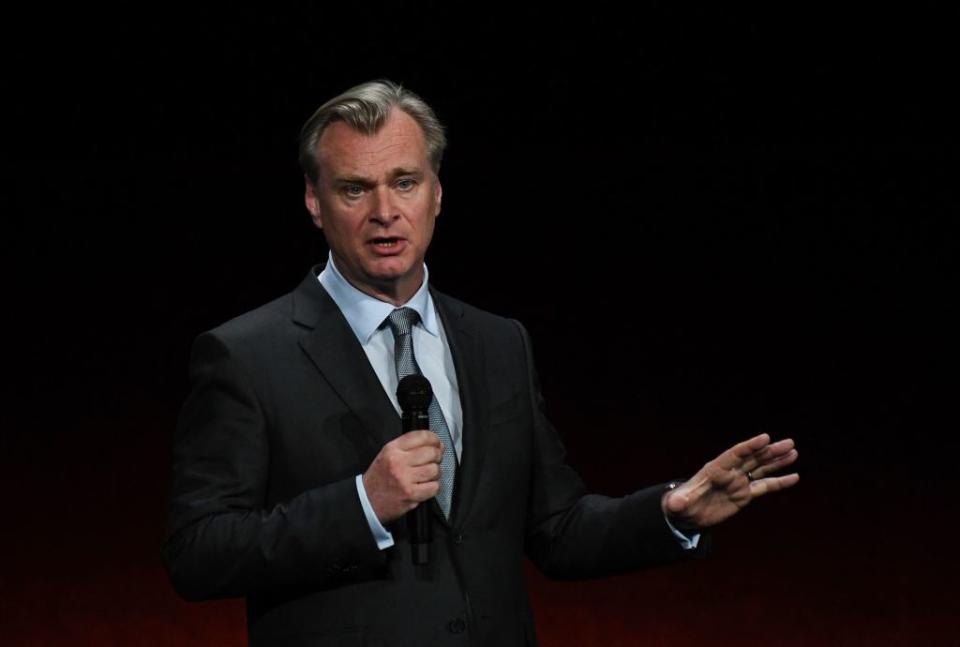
[512,320,709,580]
[161,331,385,601]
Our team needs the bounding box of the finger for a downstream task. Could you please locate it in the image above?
[741,439,796,473]
[407,444,445,467]
[395,430,442,450]
[663,488,691,515]
[748,448,799,480]
[411,462,441,483]
[715,433,771,471]
[757,438,795,461]
[749,472,800,498]
[409,480,441,502]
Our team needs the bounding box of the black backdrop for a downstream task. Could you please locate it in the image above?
[3,4,957,645]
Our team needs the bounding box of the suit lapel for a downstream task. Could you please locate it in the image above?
[293,267,400,451]
[432,289,490,529]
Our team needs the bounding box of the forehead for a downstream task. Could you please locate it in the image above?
[317,109,429,177]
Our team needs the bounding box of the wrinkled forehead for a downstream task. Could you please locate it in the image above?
[316,110,430,178]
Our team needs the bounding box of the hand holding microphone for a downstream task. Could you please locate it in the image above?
[361,375,441,563]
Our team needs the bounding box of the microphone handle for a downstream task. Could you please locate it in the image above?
[402,408,432,564]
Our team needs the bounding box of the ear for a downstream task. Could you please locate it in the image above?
[433,176,442,218]
[304,175,323,229]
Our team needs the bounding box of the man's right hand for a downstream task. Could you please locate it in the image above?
[362,430,443,524]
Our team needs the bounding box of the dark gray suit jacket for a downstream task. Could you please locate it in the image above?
[162,265,706,646]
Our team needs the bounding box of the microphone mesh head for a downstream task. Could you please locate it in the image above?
[397,374,433,411]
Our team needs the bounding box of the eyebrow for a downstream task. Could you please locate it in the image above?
[334,167,424,186]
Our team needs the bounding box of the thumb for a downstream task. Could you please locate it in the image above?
[663,489,691,515]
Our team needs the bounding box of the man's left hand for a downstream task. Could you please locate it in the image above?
[662,433,799,532]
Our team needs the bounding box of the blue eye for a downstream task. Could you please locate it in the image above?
[397,179,416,191]
[344,185,364,197]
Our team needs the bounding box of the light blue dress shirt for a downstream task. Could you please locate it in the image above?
[317,253,698,551]
[319,255,460,549]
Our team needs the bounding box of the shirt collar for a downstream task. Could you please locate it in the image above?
[317,252,439,344]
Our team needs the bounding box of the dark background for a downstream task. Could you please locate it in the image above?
[3,4,957,645]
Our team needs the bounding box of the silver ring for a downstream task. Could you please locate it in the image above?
[746,471,755,482]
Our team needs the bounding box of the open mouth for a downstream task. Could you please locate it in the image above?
[370,236,402,249]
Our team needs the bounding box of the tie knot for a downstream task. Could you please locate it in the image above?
[386,307,420,337]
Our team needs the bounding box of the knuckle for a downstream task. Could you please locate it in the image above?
[384,452,397,469]
[389,461,405,481]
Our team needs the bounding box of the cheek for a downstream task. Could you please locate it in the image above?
[327,211,364,238]
[418,200,439,234]
[420,217,437,246]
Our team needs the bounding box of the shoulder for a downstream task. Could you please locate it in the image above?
[431,288,526,340]
[200,266,328,349]
[208,294,293,341]
[181,293,296,379]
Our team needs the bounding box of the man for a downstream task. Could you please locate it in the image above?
[162,79,799,646]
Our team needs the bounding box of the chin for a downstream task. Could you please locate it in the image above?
[368,257,415,276]
[366,262,405,278]
[371,264,423,291]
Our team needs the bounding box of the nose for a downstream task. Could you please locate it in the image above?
[369,185,399,226]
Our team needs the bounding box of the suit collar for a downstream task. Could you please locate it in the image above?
[317,254,440,344]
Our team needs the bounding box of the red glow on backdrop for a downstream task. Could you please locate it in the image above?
[1,400,953,645]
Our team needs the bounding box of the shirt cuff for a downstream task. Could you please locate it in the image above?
[355,474,395,550]
[664,512,701,550]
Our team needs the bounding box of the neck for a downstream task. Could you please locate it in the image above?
[343,272,424,307]
[361,281,418,306]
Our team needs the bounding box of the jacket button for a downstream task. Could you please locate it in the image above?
[454,533,463,545]
[447,617,467,634]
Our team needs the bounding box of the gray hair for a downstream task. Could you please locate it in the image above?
[298,79,447,184]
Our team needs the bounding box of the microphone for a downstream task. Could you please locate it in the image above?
[397,374,433,565]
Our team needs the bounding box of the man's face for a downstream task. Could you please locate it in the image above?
[304,109,442,304]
